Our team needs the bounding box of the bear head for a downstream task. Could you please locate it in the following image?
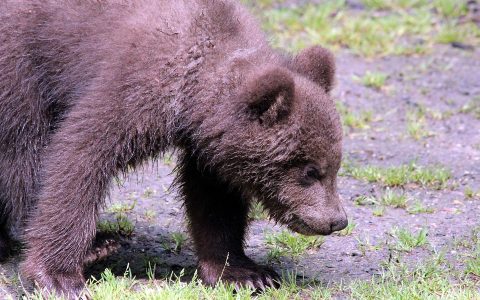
[197,46,347,235]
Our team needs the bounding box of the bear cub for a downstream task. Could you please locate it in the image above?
[0,0,347,297]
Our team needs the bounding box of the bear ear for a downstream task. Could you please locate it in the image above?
[293,46,335,93]
[242,67,295,126]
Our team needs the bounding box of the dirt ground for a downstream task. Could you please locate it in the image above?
[1,1,479,299]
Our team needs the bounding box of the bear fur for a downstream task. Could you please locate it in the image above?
[0,0,347,297]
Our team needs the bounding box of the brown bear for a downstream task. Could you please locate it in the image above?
[0,0,347,298]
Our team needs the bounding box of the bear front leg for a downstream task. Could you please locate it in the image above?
[180,156,279,291]
[21,103,138,299]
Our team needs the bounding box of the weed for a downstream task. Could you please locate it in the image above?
[390,227,428,252]
[373,206,386,217]
[464,186,480,199]
[108,201,136,214]
[143,187,155,198]
[144,209,157,222]
[338,219,357,236]
[433,0,468,18]
[406,109,432,140]
[171,232,188,253]
[249,200,269,220]
[355,71,387,90]
[356,236,382,256]
[407,200,435,214]
[336,102,374,130]
[265,230,324,261]
[354,195,377,206]
[380,189,408,208]
[459,96,480,119]
[342,161,451,189]
[97,214,135,237]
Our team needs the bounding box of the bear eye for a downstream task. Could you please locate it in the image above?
[306,166,321,180]
[299,164,325,186]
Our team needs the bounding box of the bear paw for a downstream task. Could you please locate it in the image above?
[84,236,120,265]
[199,256,280,291]
[21,263,87,300]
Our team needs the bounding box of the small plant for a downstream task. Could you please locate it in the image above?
[390,227,428,252]
[433,0,467,18]
[464,186,479,199]
[459,96,480,119]
[354,195,378,206]
[170,232,188,253]
[342,161,451,189]
[143,187,155,198]
[355,71,388,90]
[336,102,374,130]
[144,209,157,222]
[248,200,269,220]
[108,200,136,214]
[406,109,432,140]
[265,230,324,261]
[97,214,135,237]
[372,206,385,217]
[380,189,408,208]
[356,236,381,256]
[407,200,435,214]
[338,219,357,236]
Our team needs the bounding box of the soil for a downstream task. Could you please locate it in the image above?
[0,3,479,299]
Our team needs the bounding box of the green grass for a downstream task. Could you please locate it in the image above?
[355,71,388,90]
[342,161,451,189]
[433,0,468,18]
[254,0,480,58]
[406,108,432,140]
[108,201,137,214]
[390,227,429,252]
[459,96,480,119]
[248,201,269,220]
[97,214,135,237]
[337,219,357,236]
[28,267,333,300]
[170,232,188,254]
[407,200,435,214]
[361,0,429,10]
[372,206,386,217]
[349,255,479,299]
[380,189,408,208]
[265,230,324,261]
[464,186,480,199]
[336,102,374,130]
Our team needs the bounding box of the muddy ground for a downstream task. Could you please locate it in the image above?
[1,1,479,299]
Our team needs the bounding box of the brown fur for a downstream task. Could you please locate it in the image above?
[0,0,346,297]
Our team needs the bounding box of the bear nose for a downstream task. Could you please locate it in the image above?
[330,217,348,232]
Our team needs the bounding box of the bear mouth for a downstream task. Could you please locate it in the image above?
[286,214,329,236]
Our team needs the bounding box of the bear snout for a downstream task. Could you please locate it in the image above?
[329,216,348,233]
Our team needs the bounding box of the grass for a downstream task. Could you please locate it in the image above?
[265,230,324,261]
[253,0,480,58]
[336,102,374,131]
[380,189,408,208]
[349,255,479,299]
[406,109,432,140]
[97,214,135,237]
[459,96,480,119]
[337,219,357,236]
[248,201,269,220]
[407,200,435,214]
[342,161,451,189]
[433,0,468,18]
[390,227,429,252]
[464,186,480,199]
[355,71,388,90]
